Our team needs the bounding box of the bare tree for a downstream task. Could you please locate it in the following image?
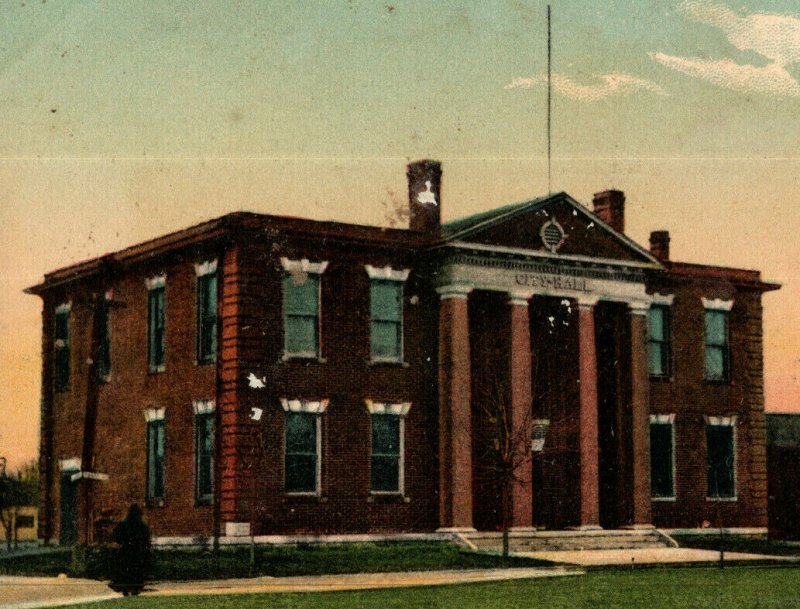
[474,370,535,558]
[0,462,37,551]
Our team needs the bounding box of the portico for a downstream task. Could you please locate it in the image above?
[435,242,657,531]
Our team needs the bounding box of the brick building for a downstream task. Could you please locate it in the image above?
[27,161,778,544]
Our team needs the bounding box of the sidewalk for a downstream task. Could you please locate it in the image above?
[0,567,579,608]
[518,547,798,567]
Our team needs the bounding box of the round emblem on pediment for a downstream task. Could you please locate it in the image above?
[540,219,565,253]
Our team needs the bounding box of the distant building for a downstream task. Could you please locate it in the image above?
[0,506,38,546]
[27,161,779,544]
[766,413,800,540]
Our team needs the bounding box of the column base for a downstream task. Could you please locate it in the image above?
[436,527,477,534]
[567,525,604,531]
[509,527,538,533]
[621,524,656,530]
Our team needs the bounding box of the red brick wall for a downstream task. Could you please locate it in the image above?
[647,278,768,529]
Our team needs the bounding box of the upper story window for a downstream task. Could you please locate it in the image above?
[54,302,71,392]
[365,266,409,363]
[145,407,166,506]
[705,415,737,500]
[281,399,328,495]
[280,258,328,360]
[195,260,218,364]
[98,291,112,379]
[193,400,215,504]
[649,414,675,500]
[703,298,733,382]
[146,275,166,372]
[647,299,672,378]
[366,401,411,494]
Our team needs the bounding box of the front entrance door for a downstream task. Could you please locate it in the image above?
[59,473,78,546]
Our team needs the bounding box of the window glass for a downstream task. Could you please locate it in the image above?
[707,424,735,498]
[650,422,674,498]
[54,309,70,391]
[283,274,319,356]
[370,280,402,361]
[147,419,166,503]
[148,287,166,370]
[371,415,401,492]
[197,273,217,363]
[285,412,318,493]
[704,310,729,381]
[647,305,670,377]
[195,413,214,502]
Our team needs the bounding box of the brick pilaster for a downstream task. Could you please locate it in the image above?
[629,304,652,526]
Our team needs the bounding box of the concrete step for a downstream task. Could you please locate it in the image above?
[465,529,674,552]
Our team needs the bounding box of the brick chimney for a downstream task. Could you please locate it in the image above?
[407,160,441,236]
[592,190,625,234]
[649,230,670,261]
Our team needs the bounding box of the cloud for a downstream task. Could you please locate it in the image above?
[651,1,800,97]
[505,72,667,102]
[650,52,800,97]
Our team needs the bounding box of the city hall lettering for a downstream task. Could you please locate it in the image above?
[514,272,591,293]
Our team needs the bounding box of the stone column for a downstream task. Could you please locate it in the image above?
[436,285,475,531]
[577,297,601,529]
[508,292,534,530]
[628,302,653,527]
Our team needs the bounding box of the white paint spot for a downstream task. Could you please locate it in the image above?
[410,295,419,305]
[416,180,437,206]
[587,222,595,229]
[548,316,555,326]
[573,209,578,216]
[247,372,266,389]
[250,407,263,421]
[560,298,572,314]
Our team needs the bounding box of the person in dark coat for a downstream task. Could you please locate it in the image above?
[111,504,151,596]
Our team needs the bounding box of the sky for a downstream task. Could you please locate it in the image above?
[1,0,799,472]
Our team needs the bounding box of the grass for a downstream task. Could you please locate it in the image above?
[672,533,800,557]
[0,541,551,580]
[40,566,800,609]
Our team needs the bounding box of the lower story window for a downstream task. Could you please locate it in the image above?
[145,413,166,505]
[371,415,402,493]
[195,410,214,504]
[281,399,328,494]
[649,415,675,499]
[706,416,736,499]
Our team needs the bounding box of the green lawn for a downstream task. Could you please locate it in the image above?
[46,566,800,609]
[0,542,550,580]
[672,533,800,557]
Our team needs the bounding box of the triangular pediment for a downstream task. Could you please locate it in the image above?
[442,193,659,266]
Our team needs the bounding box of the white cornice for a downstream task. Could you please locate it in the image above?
[365,265,410,281]
[365,400,412,416]
[195,259,218,277]
[280,398,329,414]
[702,297,734,311]
[280,258,329,275]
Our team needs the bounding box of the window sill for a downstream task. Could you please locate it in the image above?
[281,353,326,364]
[649,374,673,383]
[368,492,410,504]
[195,498,213,507]
[146,500,166,508]
[652,496,677,502]
[148,366,166,375]
[283,493,326,503]
[706,496,738,502]
[368,359,409,368]
[703,378,733,385]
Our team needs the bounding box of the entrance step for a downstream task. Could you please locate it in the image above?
[464,529,675,552]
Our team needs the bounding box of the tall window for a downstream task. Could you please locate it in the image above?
[193,402,214,504]
[98,294,111,379]
[647,305,671,377]
[147,277,166,372]
[281,259,328,359]
[366,266,409,363]
[706,416,736,499]
[54,304,70,391]
[145,409,166,505]
[196,262,218,364]
[704,306,730,381]
[649,415,675,499]
[367,401,410,494]
[282,399,327,495]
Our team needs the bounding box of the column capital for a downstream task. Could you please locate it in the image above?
[576,295,600,309]
[436,284,473,300]
[629,300,651,316]
[507,290,532,307]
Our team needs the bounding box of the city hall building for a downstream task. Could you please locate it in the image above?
[28,161,778,545]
